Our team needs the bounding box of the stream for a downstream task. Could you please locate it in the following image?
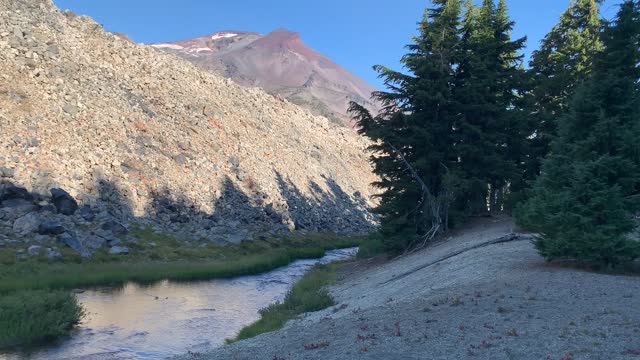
[1,247,358,360]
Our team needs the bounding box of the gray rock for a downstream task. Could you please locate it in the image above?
[101,220,128,236]
[34,234,53,244]
[0,167,14,178]
[59,232,90,257]
[0,182,32,202]
[50,188,78,215]
[1,198,37,215]
[63,103,78,116]
[78,205,95,222]
[46,44,60,57]
[173,154,188,166]
[108,246,129,255]
[83,235,107,251]
[38,221,65,235]
[45,247,63,259]
[13,213,40,236]
[107,237,122,247]
[284,219,296,232]
[27,245,42,256]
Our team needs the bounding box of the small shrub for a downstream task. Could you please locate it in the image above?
[357,233,386,259]
[451,297,464,306]
[506,328,519,337]
[0,290,84,348]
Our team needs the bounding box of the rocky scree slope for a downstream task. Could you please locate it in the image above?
[0,0,377,258]
[151,29,379,127]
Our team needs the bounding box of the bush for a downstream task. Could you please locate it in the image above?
[0,290,84,348]
[357,233,386,258]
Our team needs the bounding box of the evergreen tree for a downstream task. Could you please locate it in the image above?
[453,0,526,215]
[349,0,461,252]
[527,0,603,176]
[517,0,640,267]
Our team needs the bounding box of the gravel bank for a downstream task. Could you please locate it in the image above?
[183,218,640,360]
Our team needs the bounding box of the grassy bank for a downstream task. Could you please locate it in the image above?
[0,290,84,349]
[229,262,341,343]
[0,230,363,293]
[0,229,361,349]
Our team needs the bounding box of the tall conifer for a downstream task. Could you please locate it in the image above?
[528,0,603,175]
[517,0,640,267]
[349,0,461,252]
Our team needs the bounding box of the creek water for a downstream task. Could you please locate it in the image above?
[1,248,358,360]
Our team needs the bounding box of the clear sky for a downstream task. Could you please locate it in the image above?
[52,0,622,90]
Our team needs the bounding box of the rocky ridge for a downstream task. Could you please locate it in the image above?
[0,0,377,257]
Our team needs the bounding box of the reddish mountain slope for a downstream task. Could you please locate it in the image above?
[151,29,378,126]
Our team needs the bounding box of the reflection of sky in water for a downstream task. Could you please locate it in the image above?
[0,248,357,360]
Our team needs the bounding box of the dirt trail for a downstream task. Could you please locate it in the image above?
[180,218,640,360]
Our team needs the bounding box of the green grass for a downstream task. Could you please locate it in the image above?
[229,262,341,342]
[0,290,84,349]
[0,228,364,293]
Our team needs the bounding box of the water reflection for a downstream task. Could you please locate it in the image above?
[1,248,357,360]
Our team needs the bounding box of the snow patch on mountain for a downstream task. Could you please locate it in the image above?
[211,32,238,41]
[151,43,185,50]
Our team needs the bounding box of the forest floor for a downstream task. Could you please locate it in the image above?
[182,217,640,360]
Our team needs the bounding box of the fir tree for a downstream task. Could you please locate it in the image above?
[527,0,603,176]
[453,0,526,215]
[517,0,640,267]
[349,0,461,252]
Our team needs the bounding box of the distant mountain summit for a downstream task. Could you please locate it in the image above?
[151,29,378,126]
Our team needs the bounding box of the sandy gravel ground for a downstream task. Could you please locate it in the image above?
[182,217,640,360]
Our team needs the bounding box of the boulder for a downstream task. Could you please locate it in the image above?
[27,245,42,256]
[59,232,90,257]
[0,182,32,202]
[0,167,15,178]
[101,220,128,236]
[50,188,78,215]
[45,247,63,259]
[38,221,65,235]
[12,213,40,236]
[78,205,95,222]
[108,246,129,255]
[1,198,38,219]
[83,235,107,252]
[107,237,122,247]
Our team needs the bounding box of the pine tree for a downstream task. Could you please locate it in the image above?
[452,0,526,215]
[527,0,603,176]
[517,0,640,267]
[349,0,461,252]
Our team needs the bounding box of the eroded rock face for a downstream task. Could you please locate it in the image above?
[0,0,379,257]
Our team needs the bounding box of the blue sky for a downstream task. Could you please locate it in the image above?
[52,0,621,90]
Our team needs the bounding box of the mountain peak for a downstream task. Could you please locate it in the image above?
[270,28,300,38]
[150,28,378,126]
